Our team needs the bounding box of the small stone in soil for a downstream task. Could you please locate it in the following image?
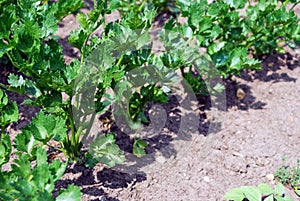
[266,173,275,181]
[203,176,210,183]
[156,156,166,164]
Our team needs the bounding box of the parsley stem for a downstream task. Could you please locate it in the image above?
[68,107,76,142]
[116,54,124,67]
[81,31,93,64]
[74,126,83,145]
[138,0,147,12]
[66,96,77,153]
[1,116,5,141]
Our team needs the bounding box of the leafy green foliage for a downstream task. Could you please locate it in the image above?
[0,147,81,201]
[0,134,11,168]
[29,111,67,143]
[158,21,227,94]
[0,89,18,127]
[68,1,107,56]
[0,0,128,161]
[112,0,177,16]
[0,90,81,200]
[176,0,255,76]
[245,0,300,55]
[181,69,209,95]
[88,133,125,167]
[13,111,67,158]
[224,183,294,201]
[175,0,300,77]
[275,157,300,196]
[0,89,18,168]
[1,3,300,200]
[56,184,82,201]
[51,0,85,21]
[275,157,292,185]
[84,152,99,168]
[129,84,169,123]
[133,139,148,158]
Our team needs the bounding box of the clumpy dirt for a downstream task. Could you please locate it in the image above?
[1,2,300,201]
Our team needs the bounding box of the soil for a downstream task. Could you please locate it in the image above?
[1,3,300,201]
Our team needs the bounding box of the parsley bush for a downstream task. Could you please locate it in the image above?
[176,0,300,77]
[0,89,81,200]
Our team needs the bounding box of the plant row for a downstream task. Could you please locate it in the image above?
[0,0,300,200]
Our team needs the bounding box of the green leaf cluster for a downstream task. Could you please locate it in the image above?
[245,0,300,55]
[14,111,67,155]
[0,147,81,201]
[133,139,148,158]
[0,89,18,168]
[111,0,178,16]
[129,84,169,123]
[224,183,294,201]
[175,0,300,77]
[275,157,300,196]
[88,133,125,167]
[0,90,81,201]
[0,89,18,131]
[0,0,125,161]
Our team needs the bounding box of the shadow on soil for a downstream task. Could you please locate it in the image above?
[225,52,299,111]
[53,90,222,199]
[224,79,267,110]
[54,162,146,200]
[242,52,299,83]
